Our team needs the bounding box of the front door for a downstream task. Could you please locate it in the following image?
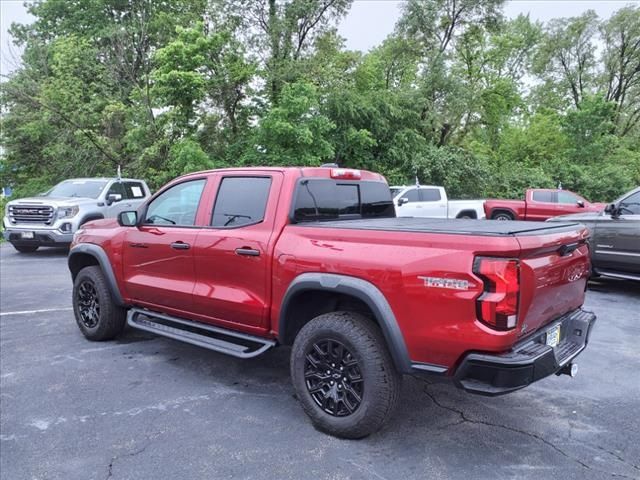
[556,190,586,217]
[192,173,281,332]
[122,178,207,311]
[395,188,420,217]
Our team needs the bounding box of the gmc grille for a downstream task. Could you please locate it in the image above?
[8,205,55,225]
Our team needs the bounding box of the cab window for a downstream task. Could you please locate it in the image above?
[620,192,640,214]
[557,191,582,204]
[532,191,554,203]
[420,188,441,202]
[144,179,206,226]
[211,177,272,228]
[401,189,420,203]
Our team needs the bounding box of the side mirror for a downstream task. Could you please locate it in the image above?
[604,203,618,216]
[577,200,585,208]
[106,193,123,206]
[118,211,138,227]
[397,197,409,207]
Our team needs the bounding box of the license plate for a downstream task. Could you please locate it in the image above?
[546,325,561,347]
[20,231,35,239]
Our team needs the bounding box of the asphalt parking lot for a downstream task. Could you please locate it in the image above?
[1,244,639,480]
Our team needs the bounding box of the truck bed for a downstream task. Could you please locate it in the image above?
[299,217,581,236]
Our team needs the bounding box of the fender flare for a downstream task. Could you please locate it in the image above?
[490,208,517,220]
[78,213,104,227]
[279,273,412,373]
[68,243,125,306]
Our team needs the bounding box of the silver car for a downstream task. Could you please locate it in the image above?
[3,177,151,253]
[548,187,640,281]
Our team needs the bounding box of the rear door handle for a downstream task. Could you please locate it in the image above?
[171,241,191,250]
[129,242,148,249]
[235,247,260,257]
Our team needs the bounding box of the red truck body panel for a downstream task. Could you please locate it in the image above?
[74,168,592,375]
[484,189,605,221]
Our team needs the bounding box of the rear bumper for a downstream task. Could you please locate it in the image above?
[453,308,596,396]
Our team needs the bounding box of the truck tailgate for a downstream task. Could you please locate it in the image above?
[515,227,591,338]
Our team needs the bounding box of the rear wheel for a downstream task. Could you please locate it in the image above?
[12,244,39,253]
[290,312,401,439]
[72,266,126,341]
[492,211,514,221]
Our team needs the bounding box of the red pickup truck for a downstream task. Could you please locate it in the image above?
[68,167,596,438]
[484,189,605,221]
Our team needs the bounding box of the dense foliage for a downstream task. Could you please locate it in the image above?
[2,0,639,201]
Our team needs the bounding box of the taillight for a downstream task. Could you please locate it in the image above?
[473,257,520,330]
[330,168,361,180]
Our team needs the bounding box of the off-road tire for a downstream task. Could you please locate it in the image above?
[492,211,514,221]
[13,244,39,253]
[72,266,126,341]
[290,311,401,439]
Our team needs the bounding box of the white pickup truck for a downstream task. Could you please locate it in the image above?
[390,185,485,219]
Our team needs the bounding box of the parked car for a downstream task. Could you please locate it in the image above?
[68,166,596,439]
[3,177,151,253]
[484,188,605,221]
[547,187,640,281]
[390,185,485,219]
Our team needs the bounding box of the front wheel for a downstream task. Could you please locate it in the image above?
[290,312,401,439]
[72,266,126,341]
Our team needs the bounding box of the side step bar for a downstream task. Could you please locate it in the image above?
[127,308,276,358]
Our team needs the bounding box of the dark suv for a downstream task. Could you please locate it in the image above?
[548,187,640,281]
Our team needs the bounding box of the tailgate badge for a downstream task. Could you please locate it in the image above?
[418,276,470,291]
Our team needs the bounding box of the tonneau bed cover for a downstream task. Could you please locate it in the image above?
[296,217,582,236]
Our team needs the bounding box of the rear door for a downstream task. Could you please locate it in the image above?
[418,187,447,218]
[592,191,640,275]
[528,190,557,220]
[122,178,208,311]
[191,173,282,332]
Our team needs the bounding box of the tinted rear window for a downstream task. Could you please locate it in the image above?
[293,179,395,222]
[420,188,441,202]
[532,191,554,202]
[212,176,272,227]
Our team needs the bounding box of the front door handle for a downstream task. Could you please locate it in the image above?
[235,247,260,257]
[171,241,191,250]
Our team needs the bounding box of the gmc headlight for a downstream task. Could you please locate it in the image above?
[58,206,79,219]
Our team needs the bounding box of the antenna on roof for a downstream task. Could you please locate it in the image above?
[558,181,562,190]
[117,165,122,181]
[415,169,420,188]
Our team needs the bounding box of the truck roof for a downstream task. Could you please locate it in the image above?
[175,166,387,183]
[62,177,144,182]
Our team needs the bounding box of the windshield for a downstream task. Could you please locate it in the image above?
[389,187,403,198]
[44,180,108,199]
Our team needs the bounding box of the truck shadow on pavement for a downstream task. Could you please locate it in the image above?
[110,325,639,479]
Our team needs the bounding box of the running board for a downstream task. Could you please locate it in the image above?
[593,269,640,281]
[127,308,276,358]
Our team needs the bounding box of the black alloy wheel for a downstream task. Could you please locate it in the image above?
[77,280,100,328]
[304,339,364,417]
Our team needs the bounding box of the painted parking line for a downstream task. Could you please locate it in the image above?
[0,307,73,317]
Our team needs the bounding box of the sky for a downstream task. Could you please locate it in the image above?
[1,0,639,77]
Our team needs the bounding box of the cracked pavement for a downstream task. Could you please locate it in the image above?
[1,244,639,480]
